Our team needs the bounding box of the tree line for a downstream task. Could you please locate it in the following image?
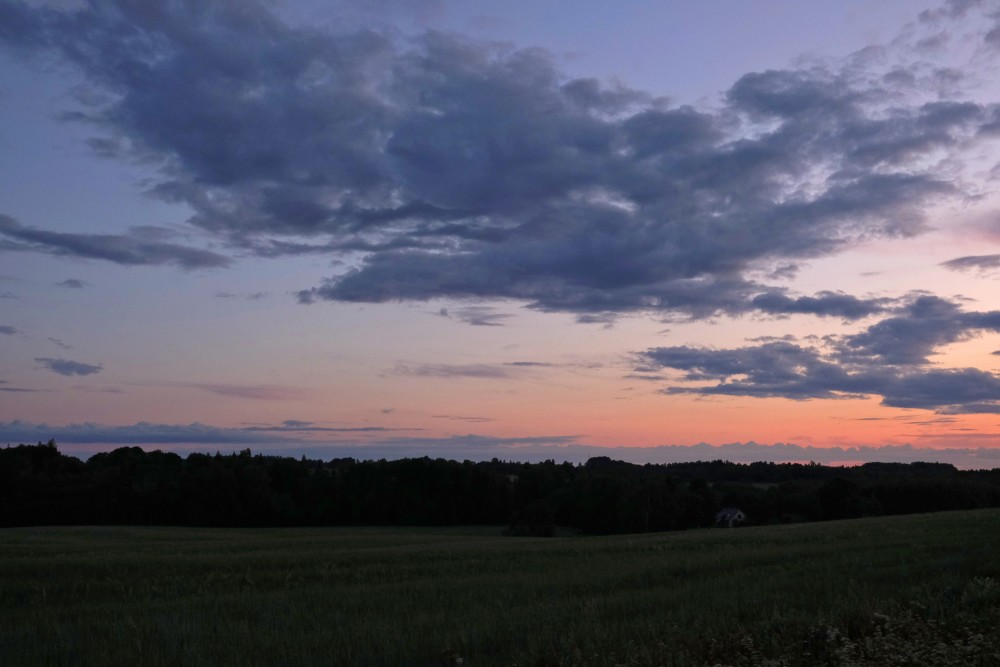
[4,441,1000,534]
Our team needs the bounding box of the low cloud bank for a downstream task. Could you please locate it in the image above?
[3,420,999,469]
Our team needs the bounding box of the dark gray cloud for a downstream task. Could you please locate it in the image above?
[750,290,889,320]
[0,215,230,269]
[919,0,985,24]
[2,1,995,317]
[941,254,1000,272]
[838,295,1000,365]
[34,357,103,376]
[638,296,1000,413]
[644,341,858,401]
[880,369,1000,410]
[436,306,512,326]
[56,278,87,288]
[575,313,618,326]
[0,325,17,335]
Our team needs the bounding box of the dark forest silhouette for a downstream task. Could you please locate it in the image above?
[4,441,1000,534]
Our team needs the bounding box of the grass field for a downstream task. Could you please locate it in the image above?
[2,511,1000,666]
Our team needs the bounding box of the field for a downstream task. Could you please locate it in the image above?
[2,512,1000,666]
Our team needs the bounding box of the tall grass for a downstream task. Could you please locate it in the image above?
[2,512,999,666]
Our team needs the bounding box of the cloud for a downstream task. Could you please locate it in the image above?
[278,420,313,429]
[392,359,563,379]
[0,381,42,393]
[941,254,1000,273]
[4,418,1000,469]
[71,384,125,394]
[637,296,1000,414]
[0,325,17,335]
[2,1,996,318]
[0,419,585,459]
[34,357,103,376]
[643,341,856,400]
[432,414,496,423]
[838,295,1000,366]
[0,418,414,449]
[750,291,890,320]
[56,278,87,288]
[214,291,268,300]
[437,306,512,326]
[392,362,517,379]
[0,419,309,445]
[183,383,308,401]
[287,433,585,459]
[241,419,406,433]
[0,215,231,269]
[575,313,618,326]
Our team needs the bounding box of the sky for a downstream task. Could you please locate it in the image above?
[3,0,1000,467]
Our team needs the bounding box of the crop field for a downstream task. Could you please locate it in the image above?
[2,511,1000,666]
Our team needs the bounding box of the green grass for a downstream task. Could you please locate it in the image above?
[2,512,1000,666]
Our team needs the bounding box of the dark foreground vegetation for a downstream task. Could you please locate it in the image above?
[2,512,1000,666]
[5,441,1000,534]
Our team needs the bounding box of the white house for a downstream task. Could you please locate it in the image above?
[715,507,746,528]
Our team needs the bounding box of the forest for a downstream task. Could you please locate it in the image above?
[4,440,1000,534]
